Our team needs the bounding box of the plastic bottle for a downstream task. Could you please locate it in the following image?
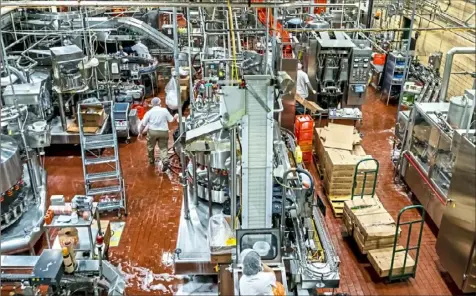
[295,146,303,164]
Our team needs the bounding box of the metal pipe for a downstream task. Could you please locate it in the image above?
[230,127,237,229]
[57,93,67,131]
[367,0,374,29]
[0,1,359,8]
[4,35,29,51]
[187,7,194,110]
[192,153,198,206]
[274,97,284,113]
[1,66,28,86]
[207,153,213,219]
[397,0,417,116]
[173,7,189,220]
[439,47,476,102]
[264,7,269,75]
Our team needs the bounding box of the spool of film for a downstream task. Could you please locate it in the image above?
[62,247,75,274]
[63,240,77,266]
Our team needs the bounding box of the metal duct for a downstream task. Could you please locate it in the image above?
[439,47,476,102]
[241,75,274,229]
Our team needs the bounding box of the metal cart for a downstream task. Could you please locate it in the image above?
[112,103,130,143]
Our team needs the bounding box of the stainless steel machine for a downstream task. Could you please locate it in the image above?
[174,75,340,295]
[436,129,476,294]
[305,32,372,109]
[1,249,126,295]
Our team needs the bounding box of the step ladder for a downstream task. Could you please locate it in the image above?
[78,101,128,217]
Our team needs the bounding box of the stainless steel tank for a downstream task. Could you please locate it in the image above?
[0,135,23,194]
[448,95,473,129]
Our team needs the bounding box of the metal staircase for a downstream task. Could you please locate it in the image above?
[78,101,128,217]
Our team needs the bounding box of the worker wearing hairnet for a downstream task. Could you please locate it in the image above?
[239,249,276,295]
[296,62,316,99]
[138,97,178,171]
[131,39,152,59]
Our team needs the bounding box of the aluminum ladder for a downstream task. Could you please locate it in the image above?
[77,101,128,217]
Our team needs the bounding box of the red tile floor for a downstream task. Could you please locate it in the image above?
[42,89,460,295]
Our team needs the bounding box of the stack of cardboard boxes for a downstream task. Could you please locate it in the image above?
[342,196,415,278]
[68,105,107,133]
[313,123,377,217]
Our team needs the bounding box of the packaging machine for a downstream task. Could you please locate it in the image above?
[1,249,126,295]
[303,32,372,109]
[174,74,340,295]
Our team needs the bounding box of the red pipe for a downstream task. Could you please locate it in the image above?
[403,153,446,205]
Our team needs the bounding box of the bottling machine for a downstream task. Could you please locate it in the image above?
[174,75,340,295]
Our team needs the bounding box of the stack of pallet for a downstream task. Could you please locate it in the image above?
[313,124,376,217]
[295,115,314,163]
[343,196,401,254]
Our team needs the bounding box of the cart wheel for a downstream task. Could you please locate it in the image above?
[125,139,130,144]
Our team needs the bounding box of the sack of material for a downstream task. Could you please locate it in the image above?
[165,79,179,110]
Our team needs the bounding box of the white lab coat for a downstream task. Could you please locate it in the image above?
[296,69,311,99]
[131,41,151,59]
[239,272,276,296]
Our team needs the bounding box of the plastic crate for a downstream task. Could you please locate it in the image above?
[302,151,313,163]
[299,144,313,152]
[297,139,313,146]
[373,53,386,65]
[295,115,314,132]
[296,130,313,142]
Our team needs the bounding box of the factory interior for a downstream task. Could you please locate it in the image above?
[1,0,475,295]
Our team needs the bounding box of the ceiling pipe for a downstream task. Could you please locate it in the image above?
[439,47,476,102]
[1,1,358,8]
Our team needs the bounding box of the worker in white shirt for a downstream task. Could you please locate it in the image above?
[239,249,277,295]
[296,62,316,100]
[131,39,152,59]
[138,97,178,171]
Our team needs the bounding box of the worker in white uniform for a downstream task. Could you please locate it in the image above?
[138,97,178,171]
[131,39,152,59]
[239,249,276,295]
[296,62,316,99]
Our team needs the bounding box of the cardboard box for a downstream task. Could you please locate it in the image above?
[180,86,188,102]
[80,106,106,127]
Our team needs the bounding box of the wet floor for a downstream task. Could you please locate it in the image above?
[43,89,459,295]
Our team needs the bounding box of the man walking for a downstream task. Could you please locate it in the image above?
[138,97,178,171]
[296,62,316,100]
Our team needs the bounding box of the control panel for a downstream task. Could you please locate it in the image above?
[349,46,372,84]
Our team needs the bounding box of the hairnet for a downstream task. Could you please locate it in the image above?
[242,249,261,276]
[151,97,161,106]
[298,62,303,70]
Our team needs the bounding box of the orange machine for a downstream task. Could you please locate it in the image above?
[314,0,327,15]
[253,0,292,54]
